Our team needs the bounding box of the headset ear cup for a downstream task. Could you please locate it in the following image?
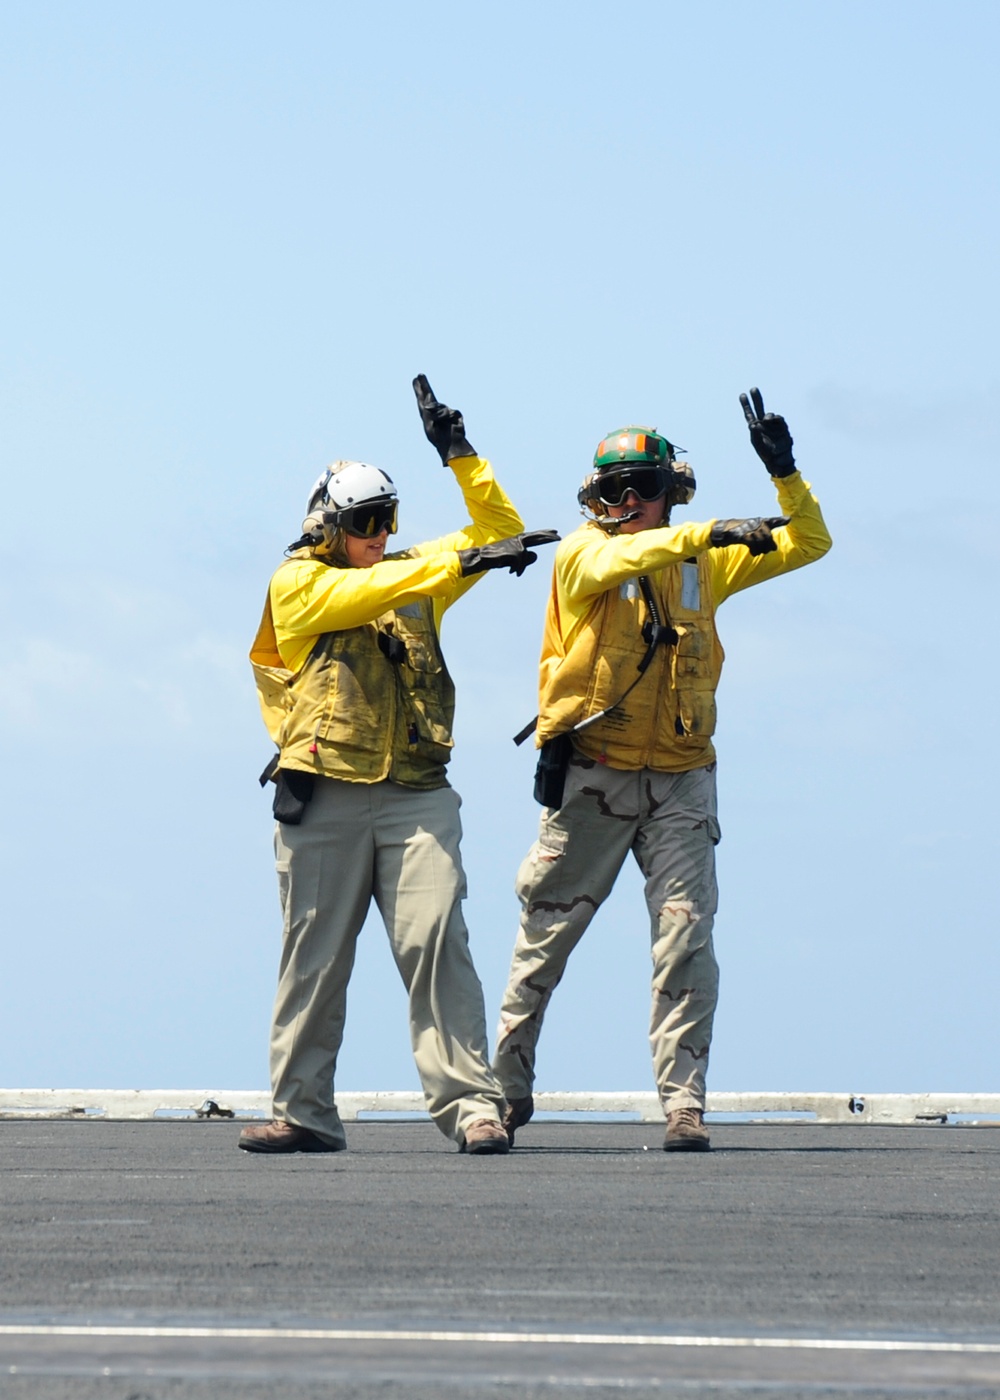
[295,509,341,554]
[668,461,696,506]
[577,472,602,517]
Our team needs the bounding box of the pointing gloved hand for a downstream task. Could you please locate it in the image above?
[457,529,560,578]
[709,516,789,556]
[413,373,477,464]
[739,387,796,478]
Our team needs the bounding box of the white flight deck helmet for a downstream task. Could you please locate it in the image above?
[295,459,399,554]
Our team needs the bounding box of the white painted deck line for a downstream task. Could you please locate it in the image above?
[1,1324,999,1354]
[1,1089,999,1123]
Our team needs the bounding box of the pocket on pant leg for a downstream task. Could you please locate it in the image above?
[515,822,569,905]
[703,814,721,847]
[274,859,291,915]
[537,822,569,863]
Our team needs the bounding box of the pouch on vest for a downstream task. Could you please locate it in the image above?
[272,769,316,825]
[533,734,573,810]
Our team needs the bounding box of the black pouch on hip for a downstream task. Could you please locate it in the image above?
[272,769,316,825]
[533,734,573,810]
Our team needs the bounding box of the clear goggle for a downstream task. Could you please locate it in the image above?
[595,466,668,506]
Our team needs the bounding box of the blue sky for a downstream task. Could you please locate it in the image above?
[1,1,998,1097]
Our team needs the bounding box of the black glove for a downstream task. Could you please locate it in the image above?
[709,516,789,556]
[413,373,477,464]
[457,529,560,578]
[739,387,796,477]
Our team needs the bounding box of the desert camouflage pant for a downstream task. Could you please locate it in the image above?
[493,753,721,1113]
[270,777,506,1149]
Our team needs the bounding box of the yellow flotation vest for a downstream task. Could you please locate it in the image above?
[537,553,724,772]
[250,572,455,790]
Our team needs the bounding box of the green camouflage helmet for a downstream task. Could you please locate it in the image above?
[579,425,695,522]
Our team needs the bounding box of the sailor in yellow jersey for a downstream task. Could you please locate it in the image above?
[243,375,557,1156]
[494,389,831,1151]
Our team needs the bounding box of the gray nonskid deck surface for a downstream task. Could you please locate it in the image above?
[5,1386,996,1400]
[1,1121,998,1397]
[2,1379,999,1400]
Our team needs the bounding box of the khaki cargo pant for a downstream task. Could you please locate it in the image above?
[493,753,721,1113]
[270,777,506,1149]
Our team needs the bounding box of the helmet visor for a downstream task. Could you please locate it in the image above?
[340,499,398,538]
[596,466,668,506]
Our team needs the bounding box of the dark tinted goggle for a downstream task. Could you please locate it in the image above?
[338,499,399,538]
[596,466,668,506]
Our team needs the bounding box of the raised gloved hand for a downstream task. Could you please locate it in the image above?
[739,387,796,477]
[413,373,477,464]
[457,529,560,578]
[709,516,789,555]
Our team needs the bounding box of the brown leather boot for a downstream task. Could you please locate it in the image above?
[238,1120,343,1154]
[501,1095,534,1146]
[663,1106,711,1152]
[461,1118,510,1155]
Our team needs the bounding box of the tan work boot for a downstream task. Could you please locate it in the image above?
[663,1106,710,1152]
[461,1118,510,1155]
[238,1120,343,1154]
[501,1095,534,1146]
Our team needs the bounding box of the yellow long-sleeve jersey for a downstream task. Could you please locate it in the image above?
[537,472,832,770]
